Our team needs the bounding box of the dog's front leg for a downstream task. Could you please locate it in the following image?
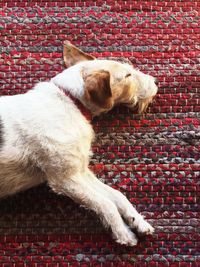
[85,170,154,236]
[48,172,138,246]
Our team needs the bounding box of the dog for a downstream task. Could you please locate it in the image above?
[0,41,158,246]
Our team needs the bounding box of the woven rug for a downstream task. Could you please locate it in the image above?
[0,0,199,266]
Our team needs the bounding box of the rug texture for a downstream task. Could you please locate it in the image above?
[0,0,200,266]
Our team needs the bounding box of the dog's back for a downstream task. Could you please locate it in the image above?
[0,82,94,198]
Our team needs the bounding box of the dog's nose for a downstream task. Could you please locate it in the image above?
[155,78,159,86]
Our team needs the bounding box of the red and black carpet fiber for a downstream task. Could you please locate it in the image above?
[0,0,200,266]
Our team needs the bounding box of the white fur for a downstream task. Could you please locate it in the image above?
[51,64,85,98]
[0,59,155,246]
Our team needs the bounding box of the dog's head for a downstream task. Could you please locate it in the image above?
[53,41,158,116]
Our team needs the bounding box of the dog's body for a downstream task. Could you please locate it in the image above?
[0,42,158,246]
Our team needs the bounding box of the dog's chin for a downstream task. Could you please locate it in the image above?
[90,106,111,117]
[137,96,155,114]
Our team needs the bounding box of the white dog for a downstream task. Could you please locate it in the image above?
[0,41,158,246]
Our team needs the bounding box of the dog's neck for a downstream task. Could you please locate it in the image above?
[51,65,92,121]
[64,91,92,121]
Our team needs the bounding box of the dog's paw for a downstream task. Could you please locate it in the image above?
[136,219,154,236]
[132,216,154,236]
[113,225,138,246]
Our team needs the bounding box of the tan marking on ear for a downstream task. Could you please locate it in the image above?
[63,41,95,67]
[84,70,113,109]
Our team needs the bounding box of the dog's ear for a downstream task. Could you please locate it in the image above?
[84,70,113,109]
[63,41,95,67]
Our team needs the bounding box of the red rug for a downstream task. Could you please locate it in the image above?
[0,0,199,266]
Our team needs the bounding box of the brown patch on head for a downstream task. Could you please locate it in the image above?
[84,70,113,111]
[63,41,95,67]
[111,75,138,109]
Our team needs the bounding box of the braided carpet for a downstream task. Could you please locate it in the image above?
[0,1,199,266]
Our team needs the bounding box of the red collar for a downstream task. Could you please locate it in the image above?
[62,90,92,121]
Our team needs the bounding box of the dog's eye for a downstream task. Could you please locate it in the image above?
[125,73,131,78]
